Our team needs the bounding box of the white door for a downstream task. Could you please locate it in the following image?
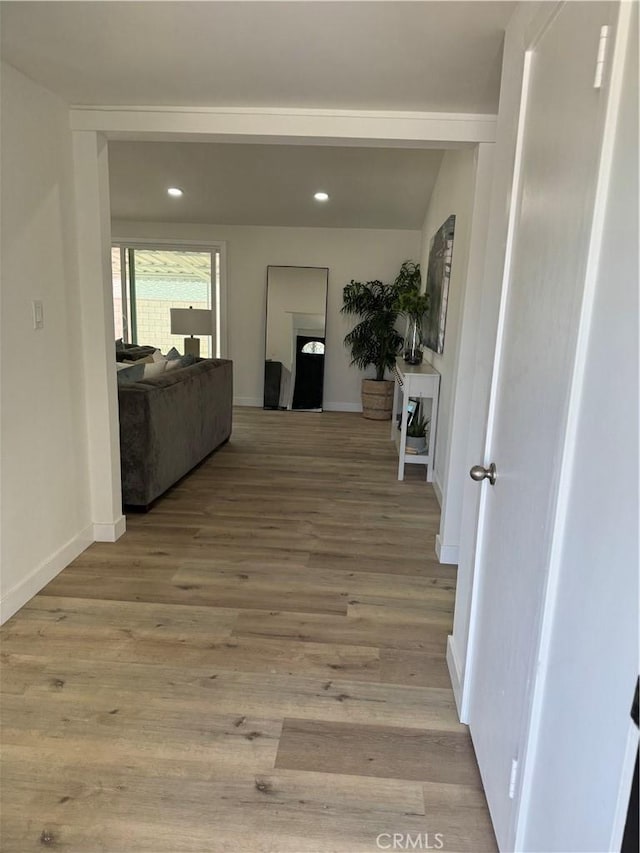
[465,4,620,849]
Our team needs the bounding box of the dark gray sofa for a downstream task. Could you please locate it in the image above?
[118,358,233,509]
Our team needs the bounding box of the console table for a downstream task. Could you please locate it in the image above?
[391,358,440,482]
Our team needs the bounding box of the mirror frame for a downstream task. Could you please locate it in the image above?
[264,265,329,412]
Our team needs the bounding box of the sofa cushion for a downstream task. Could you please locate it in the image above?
[116,345,156,363]
[165,353,197,372]
[143,359,167,378]
[124,355,153,365]
[116,362,145,384]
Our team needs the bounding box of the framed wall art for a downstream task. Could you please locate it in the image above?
[424,214,456,355]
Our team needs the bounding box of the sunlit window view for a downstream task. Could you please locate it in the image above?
[301,340,325,355]
[112,247,220,357]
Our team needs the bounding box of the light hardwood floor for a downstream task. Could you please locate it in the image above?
[0,408,496,852]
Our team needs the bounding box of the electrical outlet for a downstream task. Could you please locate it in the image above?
[32,300,44,330]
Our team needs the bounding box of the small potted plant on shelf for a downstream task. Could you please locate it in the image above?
[406,408,430,454]
[396,288,430,365]
[342,261,421,420]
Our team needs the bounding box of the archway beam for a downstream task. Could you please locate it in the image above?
[69,105,497,147]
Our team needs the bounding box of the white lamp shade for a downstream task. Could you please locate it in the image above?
[170,308,214,336]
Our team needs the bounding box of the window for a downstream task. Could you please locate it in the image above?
[112,244,223,357]
[301,341,325,355]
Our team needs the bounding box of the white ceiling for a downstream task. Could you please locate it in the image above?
[1,1,513,113]
[108,141,444,229]
[2,1,514,229]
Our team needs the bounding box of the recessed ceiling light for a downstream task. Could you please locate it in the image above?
[167,187,183,197]
[314,191,329,202]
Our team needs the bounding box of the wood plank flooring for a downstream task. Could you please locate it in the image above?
[0,408,496,852]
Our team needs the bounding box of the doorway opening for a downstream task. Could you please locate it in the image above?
[292,334,326,410]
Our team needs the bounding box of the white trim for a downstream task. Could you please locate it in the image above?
[70,105,497,146]
[446,635,463,719]
[112,238,225,251]
[513,5,635,848]
[234,400,362,412]
[93,516,126,543]
[432,472,443,507]
[111,236,229,359]
[217,241,228,359]
[0,526,93,625]
[435,535,459,566]
[323,402,361,413]
[73,131,124,525]
[72,105,499,122]
[234,397,263,408]
[119,245,129,340]
[610,721,639,852]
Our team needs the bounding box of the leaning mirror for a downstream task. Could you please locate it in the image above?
[264,266,329,412]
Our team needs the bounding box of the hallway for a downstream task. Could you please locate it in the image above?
[0,409,495,852]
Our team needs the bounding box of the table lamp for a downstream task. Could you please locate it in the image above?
[170,306,213,358]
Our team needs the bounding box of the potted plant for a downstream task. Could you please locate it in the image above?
[393,260,422,292]
[342,262,421,420]
[396,288,430,365]
[406,408,430,454]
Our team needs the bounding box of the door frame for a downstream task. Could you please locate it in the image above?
[72,113,494,543]
[457,3,635,848]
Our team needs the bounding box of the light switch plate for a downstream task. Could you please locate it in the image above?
[32,300,44,330]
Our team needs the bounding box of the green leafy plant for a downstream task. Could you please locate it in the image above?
[342,261,421,382]
[393,260,421,292]
[342,280,402,381]
[407,412,430,438]
[396,288,430,320]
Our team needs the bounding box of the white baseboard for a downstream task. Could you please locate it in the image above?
[233,398,362,413]
[435,534,459,565]
[323,402,362,413]
[447,635,464,720]
[93,515,126,542]
[432,474,443,507]
[0,525,93,625]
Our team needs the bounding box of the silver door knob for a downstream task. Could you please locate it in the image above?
[470,463,497,485]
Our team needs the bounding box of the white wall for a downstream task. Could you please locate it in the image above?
[521,10,638,850]
[0,63,92,621]
[419,149,477,535]
[111,220,421,409]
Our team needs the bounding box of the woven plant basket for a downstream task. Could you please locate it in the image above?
[361,379,394,420]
